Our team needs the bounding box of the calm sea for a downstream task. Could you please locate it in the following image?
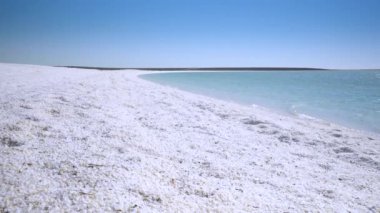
[141,71,380,133]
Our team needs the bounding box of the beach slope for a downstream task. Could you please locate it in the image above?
[0,63,379,212]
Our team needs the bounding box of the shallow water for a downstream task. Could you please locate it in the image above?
[141,71,380,133]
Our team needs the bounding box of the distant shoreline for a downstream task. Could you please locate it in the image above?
[59,66,327,71]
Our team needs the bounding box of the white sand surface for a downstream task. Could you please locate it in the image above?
[0,63,379,212]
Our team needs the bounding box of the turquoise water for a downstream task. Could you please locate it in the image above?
[141,71,380,133]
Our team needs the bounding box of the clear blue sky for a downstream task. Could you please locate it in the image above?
[0,0,379,68]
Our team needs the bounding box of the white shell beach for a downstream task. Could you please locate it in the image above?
[0,63,379,212]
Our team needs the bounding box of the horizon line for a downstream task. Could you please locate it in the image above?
[59,65,380,71]
[2,62,380,70]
